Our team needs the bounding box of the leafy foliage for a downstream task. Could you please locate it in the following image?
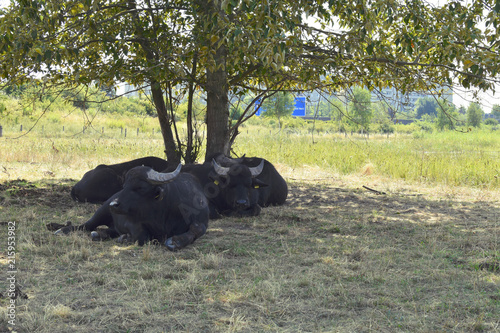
[435,100,460,131]
[348,87,373,130]
[261,92,294,120]
[491,104,500,119]
[467,102,484,128]
[484,118,498,126]
[316,97,345,119]
[415,97,438,119]
[2,0,500,157]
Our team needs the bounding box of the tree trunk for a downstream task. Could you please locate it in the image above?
[151,82,180,163]
[205,44,230,160]
[185,55,198,163]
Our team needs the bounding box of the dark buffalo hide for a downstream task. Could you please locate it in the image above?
[54,165,209,251]
[210,153,288,207]
[71,156,171,204]
[181,153,287,218]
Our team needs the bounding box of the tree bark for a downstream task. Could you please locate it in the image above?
[151,82,180,163]
[185,55,198,163]
[205,44,230,160]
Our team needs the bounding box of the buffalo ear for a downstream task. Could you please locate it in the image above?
[154,187,164,201]
[208,173,217,182]
[252,178,268,188]
[209,174,228,187]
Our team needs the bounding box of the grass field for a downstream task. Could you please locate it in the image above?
[1,121,500,188]
[0,120,499,332]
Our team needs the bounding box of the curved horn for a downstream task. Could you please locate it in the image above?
[249,160,264,177]
[233,154,246,163]
[214,154,236,165]
[146,163,182,184]
[212,159,230,176]
[214,154,247,166]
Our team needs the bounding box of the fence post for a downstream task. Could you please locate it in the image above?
[0,125,2,137]
[121,128,123,135]
[63,126,65,132]
[102,127,104,134]
[124,128,127,137]
[20,125,23,132]
[137,128,139,136]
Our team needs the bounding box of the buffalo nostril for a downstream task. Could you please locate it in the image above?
[236,199,248,207]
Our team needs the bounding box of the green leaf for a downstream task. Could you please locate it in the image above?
[366,43,374,55]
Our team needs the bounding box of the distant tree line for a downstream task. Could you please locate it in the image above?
[254,87,497,132]
[1,84,497,136]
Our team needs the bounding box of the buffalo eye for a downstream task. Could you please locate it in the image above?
[212,175,229,188]
[154,187,164,201]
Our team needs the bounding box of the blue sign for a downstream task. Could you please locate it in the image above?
[292,96,306,116]
[255,96,306,117]
[255,99,263,116]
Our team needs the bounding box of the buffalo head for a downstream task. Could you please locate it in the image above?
[109,163,182,216]
[208,159,267,215]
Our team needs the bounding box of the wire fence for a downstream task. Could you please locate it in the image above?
[0,123,164,139]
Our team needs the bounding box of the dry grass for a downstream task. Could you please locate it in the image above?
[0,127,499,332]
[0,164,499,332]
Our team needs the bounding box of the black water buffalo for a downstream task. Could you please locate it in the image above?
[54,164,209,251]
[71,156,171,204]
[211,154,288,207]
[182,154,287,218]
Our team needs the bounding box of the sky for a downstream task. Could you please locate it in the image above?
[453,86,498,113]
[0,0,498,112]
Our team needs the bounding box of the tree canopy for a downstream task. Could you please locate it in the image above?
[415,97,439,119]
[467,102,484,128]
[435,100,458,131]
[260,91,295,129]
[2,0,500,160]
[348,87,373,130]
[491,104,500,118]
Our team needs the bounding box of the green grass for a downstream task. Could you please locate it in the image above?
[1,117,500,188]
[234,127,500,188]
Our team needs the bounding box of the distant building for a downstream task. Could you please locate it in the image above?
[371,86,453,112]
[119,83,151,97]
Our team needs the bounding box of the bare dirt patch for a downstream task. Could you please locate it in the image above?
[0,179,76,210]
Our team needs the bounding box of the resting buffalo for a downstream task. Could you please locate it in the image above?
[211,154,288,207]
[54,164,209,251]
[182,154,287,218]
[71,156,171,204]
